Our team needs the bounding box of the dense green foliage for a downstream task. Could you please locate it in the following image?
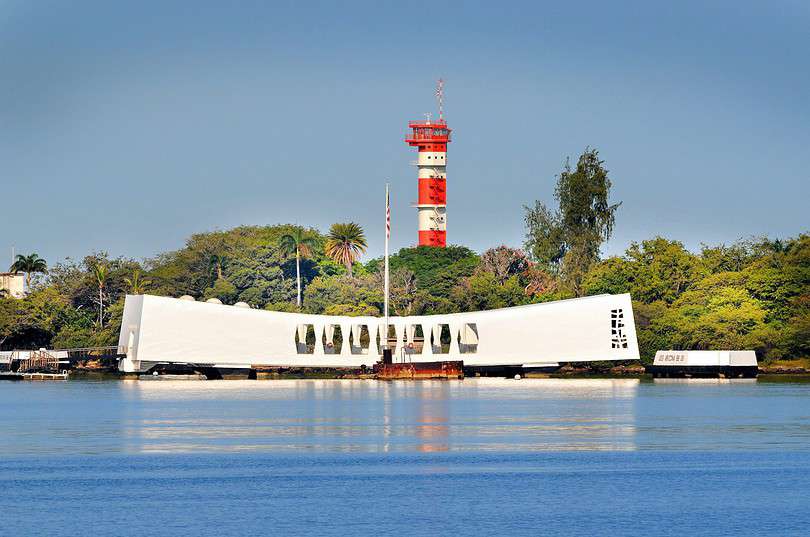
[0,227,806,364]
[525,149,620,295]
[584,236,810,361]
[1,149,806,364]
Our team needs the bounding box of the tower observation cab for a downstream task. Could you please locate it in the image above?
[406,81,451,247]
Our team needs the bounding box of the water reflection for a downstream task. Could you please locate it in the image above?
[118,379,640,454]
[5,378,810,455]
[653,378,758,385]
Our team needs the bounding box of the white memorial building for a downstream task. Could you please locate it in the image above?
[117,293,639,374]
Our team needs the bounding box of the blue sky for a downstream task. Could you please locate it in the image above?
[1,0,808,266]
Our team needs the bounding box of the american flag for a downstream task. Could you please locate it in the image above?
[385,186,390,239]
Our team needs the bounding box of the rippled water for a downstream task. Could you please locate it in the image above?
[1,378,809,536]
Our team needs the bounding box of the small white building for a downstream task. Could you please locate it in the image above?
[649,350,758,378]
[0,272,26,299]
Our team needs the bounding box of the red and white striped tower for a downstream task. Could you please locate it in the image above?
[406,79,451,247]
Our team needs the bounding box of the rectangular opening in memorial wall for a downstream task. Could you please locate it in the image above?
[323,325,343,354]
[351,325,370,355]
[458,323,479,354]
[431,324,451,354]
[295,324,316,354]
[405,324,424,355]
[383,325,398,354]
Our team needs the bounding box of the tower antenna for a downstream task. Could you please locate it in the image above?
[436,78,445,121]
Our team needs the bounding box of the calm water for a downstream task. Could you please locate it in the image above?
[1,378,809,536]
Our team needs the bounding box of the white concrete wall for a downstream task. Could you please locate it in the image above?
[118,293,640,372]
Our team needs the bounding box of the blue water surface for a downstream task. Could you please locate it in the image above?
[1,378,808,536]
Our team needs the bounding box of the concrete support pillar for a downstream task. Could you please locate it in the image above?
[352,324,362,354]
[432,324,442,354]
[340,322,352,356]
[394,323,405,358]
[313,323,325,356]
[449,322,461,355]
[296,324,306,353]
[421,324,433,357]
[370,323,381,357]
[324,324,335,354]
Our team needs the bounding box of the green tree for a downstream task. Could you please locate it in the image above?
[522,204,566,272]
[626,238,704,303]
[524,148,620,295]
[0,288,75,349]
[226,245,296,307]
[324,303,380,317]
[582,256,635,296]
[203,278,239,304]
[303,274,382,315]
[478,246,529,283]
[324,222,367,277]
[264,301,299,313]
[450,272,527,312]
[369,246,477,283]
[92,263,108,327]
[146,225,325,299]
[372,267,434,316]
[656,286,774,354]
[49,254,141,314]
[279,228,318,308]
[369,246,480,300]
[123,269,152,295]
[522,266,562,300]
[10,253,48,289]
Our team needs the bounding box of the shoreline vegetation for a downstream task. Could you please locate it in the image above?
[1,149,807,370]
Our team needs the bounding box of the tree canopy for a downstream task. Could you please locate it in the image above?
[0,219,806,366]
[525,148,620,295]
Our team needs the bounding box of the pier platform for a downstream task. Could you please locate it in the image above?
[0,371,69,381]
[374,360,463,380]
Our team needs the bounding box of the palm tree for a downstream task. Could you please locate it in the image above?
[93,263,109,327]
[123,269,152,295]
[324,222,367,277]
[279,228,318,308]
[9,253,47,289]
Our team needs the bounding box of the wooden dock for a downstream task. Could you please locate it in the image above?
[1,349,70,381]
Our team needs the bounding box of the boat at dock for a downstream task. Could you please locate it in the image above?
[646,350,758,378]
[374,360,463,380]
[372,347,463,380]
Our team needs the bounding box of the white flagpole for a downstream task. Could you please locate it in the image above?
[383,183,390,350]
